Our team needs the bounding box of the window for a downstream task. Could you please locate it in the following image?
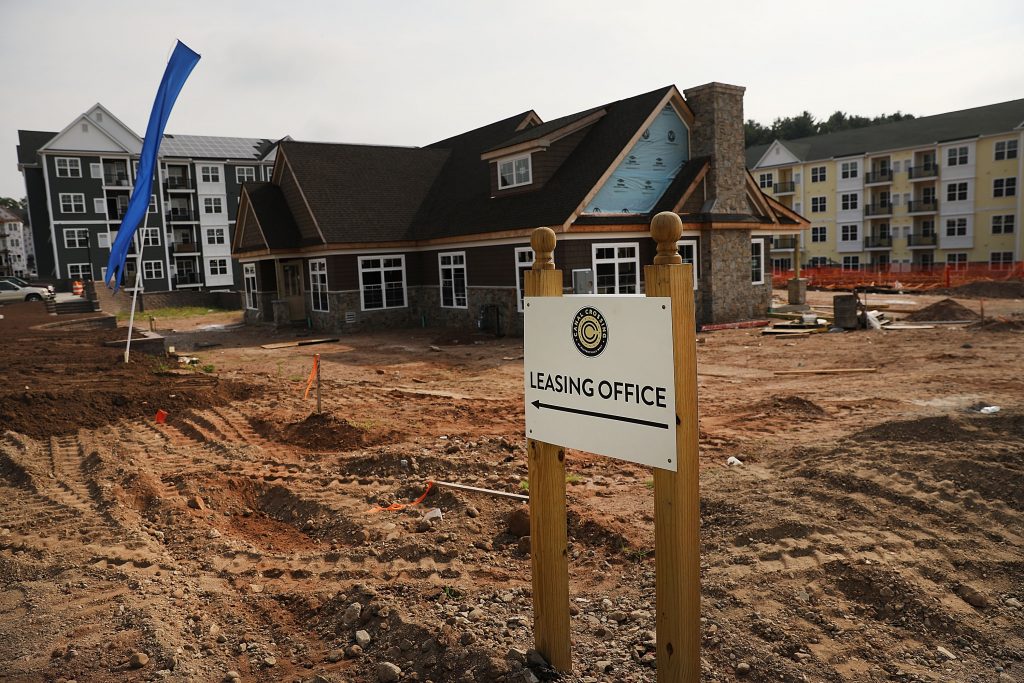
[811,166,826,183]
[63,228,89,248]
[243,263,258,309]
[811,226,827,243]
[208,258,228,276]
[841,193,858,210]
[759,173,773,189]
[676,238,699,289]
[200,166,221,183]
[751,239,765,285]
[947,146,969,166]
[842,255,860,271]
[994,140,1018,161]
[264,166,275,181]
[840,161,858,179]
[206,227,226,245]
[593,243,639,294]
[946,182,968,202]
[991,251,1014,268]
[992,215,1015,234]
[515,247,535,312]
[59,193,86,213]
[142,227,160,247]
[840,225,859,242]
[811,196,827,213]
[945,218,968,236]
[307,259,329,312]
[497,154,532,189]
[946,253,968,269]
[97,232,110,249]
[204,197,223,214]
[56,157,82,178]
[89,163,102,179]
[359,255,406,310]
[123,260,137,283]
[808,256,829,268]
[438,252,467,308]
[143,260,164,280]
[93,198,106,214]
[994,178,1017,198]
[235,166,256,183]
[149,195,158,214]
[68,263,91,279]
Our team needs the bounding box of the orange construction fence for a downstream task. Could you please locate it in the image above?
[772,262,1024,291]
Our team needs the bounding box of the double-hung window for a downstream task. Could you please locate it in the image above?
[593,243,639,294]
[945,218,967,236]
[204,197,223,214]
[235,167,256,183]
[811,166,826,183]
[946,253,968,269]
[143,260,164,280]
[759,173,773,189]
[840,161,858,179]
[68,263,91,279]
[947,146,969,166]
[60,193,85,213]
[359,256,406,310]
[63,228,89,248]
[243,263,258,310]
[208,258,228,276]
[991,252,1014,268]
[438,252,467,308]
[840,225,859,242]
[994,178,1017,198]
[56,157,82,178]
[309,258,328,312]
[811,226,827,243]
[142,227,160,247]
[750,239,765,285]
[498,155,532,189]
[677,238,699,289]
[811,196,826,213]
[994,140,1018,161]
[200,166,220,183]
[946,182,968,202]
[206,228,226,245]
[992,215,1015,234]
[841,193,858,210]
[515,247,535,312]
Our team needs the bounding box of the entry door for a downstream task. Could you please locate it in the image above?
[280,260,305,320]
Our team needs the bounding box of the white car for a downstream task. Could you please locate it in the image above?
[0,279,53,303]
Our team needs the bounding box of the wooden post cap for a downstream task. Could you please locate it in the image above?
[651,212,683,265]
[531,227,557,270]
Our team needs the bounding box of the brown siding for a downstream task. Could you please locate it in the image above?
[532,127,590,187]
[327,254,359,290]
[279,159,323,244]
[237,203,266,250]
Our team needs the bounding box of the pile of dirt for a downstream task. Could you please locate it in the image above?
[943,280,1024,299]
[967,317,1024,332]
[904,297,981,322]
[249,411,385,450]
[747,395,827,418]
[851,414,982,443]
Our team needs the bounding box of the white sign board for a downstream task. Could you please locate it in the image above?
[524,296,677,471]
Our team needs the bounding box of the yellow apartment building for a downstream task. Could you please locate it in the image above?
[746,99,1023,272]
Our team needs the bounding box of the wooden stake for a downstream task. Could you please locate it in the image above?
[523,227,571,673]
[315,353,321,414]
[646,212,701,683]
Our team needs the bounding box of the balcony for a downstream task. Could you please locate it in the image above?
[772,236,797,250]
[864,203,893,217]
[908,233,937,247]
[103,174,131,187]
[165,176,193,190]
[907,199,938,214]
[107,206,127,221]
[773,181,795,195]
[864,235,893,249]
[174,272,202,287]
[907,164,938,180]
[865,169,893,185]
[166,209,195,222]
[170,241,200,255]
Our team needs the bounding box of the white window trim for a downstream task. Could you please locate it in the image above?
[840,225,860,242]
[97,232,110,249]
[56,157,82,178]
[243,263,258,310]
[59,193,86,214]
[676,238,699,290]
[497,154,533,189]
[309,258,329,312]
[592,242,640,295]
[204,197,224,214]
[208,258,229,277]
[358,255,407,311]
[67,263,91,279]
[811,196,827,213]
[63,228,89,249]
[751,238,765,285]
[142,260,164,280]
[200,165,221,183]
[514,246,535,312]
[89,162,102,179]
[206,227,226,245]
[142,227,161,247]
[811,166,826,183]
[235,166,256,183]
[811,226,827,243]
[438,251,468,309]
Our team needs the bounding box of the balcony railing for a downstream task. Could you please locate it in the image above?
[103,174,131,187]
[174,272,202,286]
[773,181,796,194]
[165,176,193,190]
[907,164,938,180]
[107,207,127,220]
[907,199,938,213]
[166,210,195,222]
[864,235,893,248]
[908,233,937,246]
[864,203,893,217]
[772,236,797,250]
[865,169,893,184]
[170,241,200,254]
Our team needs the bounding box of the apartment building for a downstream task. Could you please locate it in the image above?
[747,99,1024,272]
[16,104,282,290]
[0,206,35,278]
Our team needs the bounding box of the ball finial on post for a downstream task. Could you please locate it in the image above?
[531,227,557,270]
[651,212,683,265]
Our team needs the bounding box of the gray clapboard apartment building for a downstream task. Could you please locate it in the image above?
[17,104,283,291]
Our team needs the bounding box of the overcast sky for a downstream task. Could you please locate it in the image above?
[2,0,1022,200]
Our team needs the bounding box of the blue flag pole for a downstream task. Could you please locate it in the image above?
[110,40,200,362]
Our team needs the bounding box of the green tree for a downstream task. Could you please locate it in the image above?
[0,197,26,211]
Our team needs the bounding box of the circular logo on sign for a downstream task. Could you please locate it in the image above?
[572,307,608,357]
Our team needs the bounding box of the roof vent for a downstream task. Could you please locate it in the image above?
[345,311,357,324]
[95,112,103,122]
[81,123,89,132]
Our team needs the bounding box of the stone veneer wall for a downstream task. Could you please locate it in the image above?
[243,292,275,325]
[698,229,771,323]
[683,83,748,215]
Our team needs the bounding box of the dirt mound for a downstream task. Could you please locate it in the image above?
[943,280,1024,299]
[747,395,827,418]
[851,414,984,442]
[967,317,1024,332]
[904,297,981,322]
[249,411,385,451]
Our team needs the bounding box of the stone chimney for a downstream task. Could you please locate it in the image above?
[682,82,747,215]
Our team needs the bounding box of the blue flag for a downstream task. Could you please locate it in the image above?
[106,41,200,291]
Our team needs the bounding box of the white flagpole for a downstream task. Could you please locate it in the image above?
[124,210,150,364]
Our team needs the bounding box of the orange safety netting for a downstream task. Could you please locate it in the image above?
[772,262,1024,291]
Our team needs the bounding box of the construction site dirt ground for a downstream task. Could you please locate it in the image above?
[0,290,1022,683]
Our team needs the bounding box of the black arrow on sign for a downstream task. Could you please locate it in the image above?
[531,400,669,430]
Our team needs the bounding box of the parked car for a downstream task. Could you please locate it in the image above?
[0,279,54,303]
[0,276,55,294]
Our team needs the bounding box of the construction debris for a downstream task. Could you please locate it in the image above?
[259,338,340,350]
[774,368,878,376]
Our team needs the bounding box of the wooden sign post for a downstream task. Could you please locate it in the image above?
[523,227,572,672]
[523,214,700,680]
[646,212,701,682]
